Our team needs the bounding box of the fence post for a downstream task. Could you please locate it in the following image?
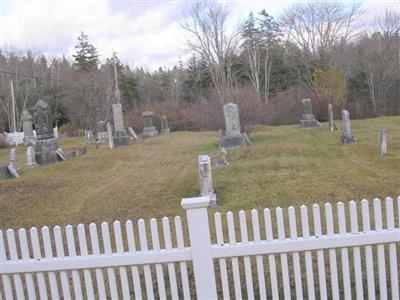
[181,196,217,299]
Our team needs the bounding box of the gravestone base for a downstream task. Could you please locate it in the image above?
[113,130,130,147]
[300,114,321,128]
[35,138,59,165]
[140,127,158,139]
[341,133,357,145]
[221,134,246,149]
[23,136,36,146]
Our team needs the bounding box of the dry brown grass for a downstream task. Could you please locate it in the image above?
[1,116,399,230]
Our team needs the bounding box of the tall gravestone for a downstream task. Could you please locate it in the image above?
[300,98,320,128]
[33,99,59,165]
[160,115,170,134]
[112,103,130,147]
[198,155,217,207]
[140,111,158,138]
[379,129,388,157]
[21,109,36,146]
[221,103,246,148]
[328,104,335,132]
[26,146,38,169]
[341,110,356,144]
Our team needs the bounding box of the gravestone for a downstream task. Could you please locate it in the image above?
[56,148,66,161]
[26,146,38,169]
[216,147,229,166]
[300,98,320,128]
[7,149,20,178]
[107,122,114,149]
[328,104,336,132]
[221,103,246,148]
[140,111,158,138]
[160,115,170,134]
[379,129,388,157]
[53,126,59,139]
[112,103,130,147]
[341,110,356,144]
[21,109,36,146]
[198,155,217,207]
[96,121,108,143]
[128,127,139,141]
[33,99,59,165]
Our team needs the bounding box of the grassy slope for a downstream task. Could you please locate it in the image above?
[1,116,399,230]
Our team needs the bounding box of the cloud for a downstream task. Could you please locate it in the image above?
[1,0,398,71]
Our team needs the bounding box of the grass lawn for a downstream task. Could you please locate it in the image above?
[1,116,399,230]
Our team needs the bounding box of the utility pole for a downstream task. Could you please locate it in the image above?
[10,80,17,133]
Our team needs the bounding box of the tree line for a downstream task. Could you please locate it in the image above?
[0,1,399,133]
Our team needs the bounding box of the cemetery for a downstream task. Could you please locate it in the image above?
[0,1,399,299]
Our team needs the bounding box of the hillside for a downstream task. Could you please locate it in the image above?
[1,116,399,229]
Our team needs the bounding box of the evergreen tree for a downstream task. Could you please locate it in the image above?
[73,31,99,71]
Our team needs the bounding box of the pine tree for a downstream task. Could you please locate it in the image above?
[73,31,99,71]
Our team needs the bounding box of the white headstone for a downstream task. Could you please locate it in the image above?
[128,127,139,141]
[9,148,17,170]
[26,146,38,168]
[112,103,124,132]
[341,110,356,144]
[223,103,241,136]
[328,104,334,132]
[379,129,388,157]
[198,155,217,207]
[107,122,114,149]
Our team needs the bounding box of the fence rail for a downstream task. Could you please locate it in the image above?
[1,196,399,299]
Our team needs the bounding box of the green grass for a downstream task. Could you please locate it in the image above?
[1,116,399,230]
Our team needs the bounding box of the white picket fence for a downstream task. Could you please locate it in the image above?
[1,196,399,299]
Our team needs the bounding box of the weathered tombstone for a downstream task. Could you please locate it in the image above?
[379,129,388,157]
[328,104,335,132]
[33,99,59,165]
[140,111,158,138]
[107,122,114,149]
[160,115,170,134]
[97,120,107,133]
[300,98,320,128]
[96,121,108,143]
[26,146,38,169]
[7,149,20,178]
[56,148,66,161]
[341,109,356,144]
[85,130,94,144]
[198,155,217,207]
[112,103,130,147]
[9,148,17,170]
[221,103,246,148]
[53,126,59,139]
[21,109,36,146]
[216,147,229,166]
[128,127,139,141]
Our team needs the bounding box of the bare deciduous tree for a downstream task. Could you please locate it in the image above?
[181,2,240,101]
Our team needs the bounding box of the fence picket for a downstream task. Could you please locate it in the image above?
[77,224,94,299]
[41,227,59,299]
[385,197,399,299]
[126,220,143,299]
[1,230,13,300]
[101,222,118,299]
[312,204,327,299]
[239,210,254,300]
[89,223,107,299]
[7,229,25,300]
[349,201,363,299]
[361,199,375,299]
[138,219,154,299]
[325,203,339,299]
[264,208,279,300]
[174,216,191,300]
[288,206,303,300]
[30,228,48,300]
[227,211,242,299]
[150,219,167,299]
[373,199,387,299]
[113,221,131,300]
[251,209,267,300]
[215,212,230,300]
[54,226,71,299]
[162,217,179,299]
[276,207,291,300]
[300,205,315,299]
[65,225,83,299]
[337,202,351,299]
[18,229,36,299]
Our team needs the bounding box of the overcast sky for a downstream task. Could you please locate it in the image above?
[1,0,398,70]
